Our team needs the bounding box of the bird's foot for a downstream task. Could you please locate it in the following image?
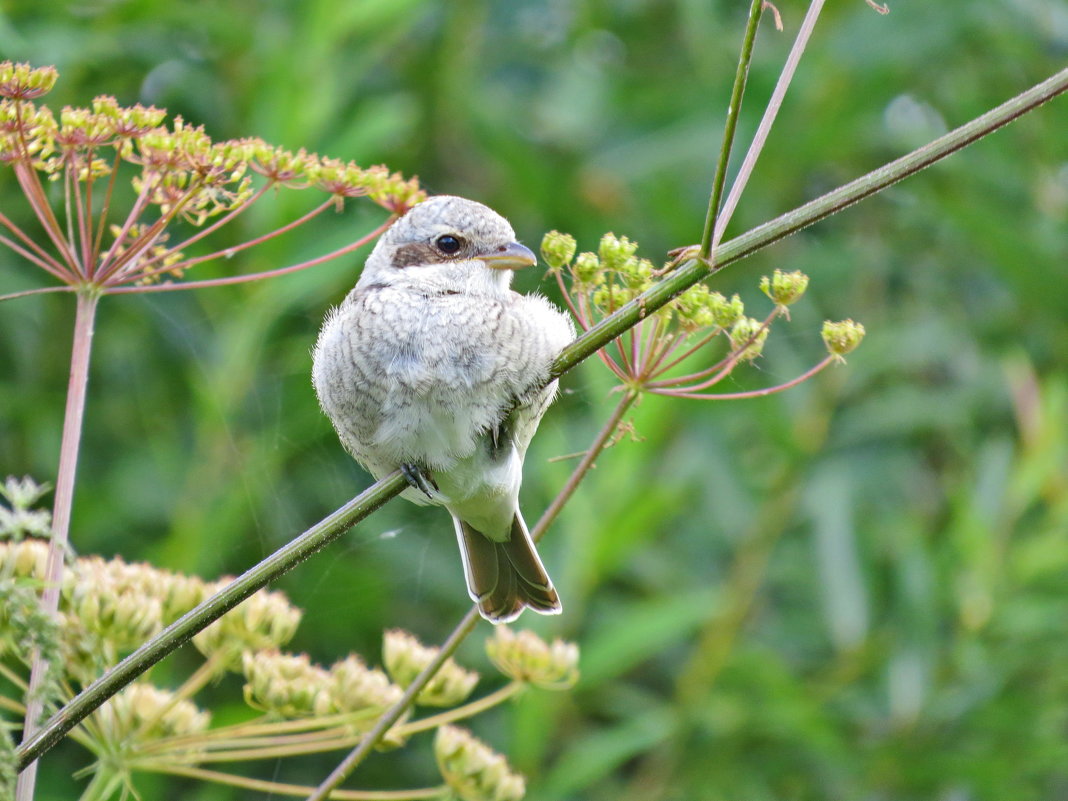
[401,463,438,499]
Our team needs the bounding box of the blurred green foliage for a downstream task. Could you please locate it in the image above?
[1,0,1067,799]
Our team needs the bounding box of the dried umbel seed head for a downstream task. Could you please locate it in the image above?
[383,629,479,707]
[485,627,579,690]
[435,725,526,801]
[242,649,334,718]
[822,319,866,359]
[192,582,302,670]
[95,682,210,750]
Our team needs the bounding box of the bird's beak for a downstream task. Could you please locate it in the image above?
[479,241,538,271]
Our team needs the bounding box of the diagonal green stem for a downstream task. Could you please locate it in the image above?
[15,472,408,771]
[14,65,1068,776]
[551,66,1068,379]
[308,390,640,800]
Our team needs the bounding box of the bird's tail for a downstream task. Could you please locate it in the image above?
[453,512,561,623]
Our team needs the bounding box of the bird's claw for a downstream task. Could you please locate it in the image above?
[401,463,438,499]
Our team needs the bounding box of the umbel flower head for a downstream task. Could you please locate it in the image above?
[383,629,479,707]
[0,60,423,299]
[485,627,579,690]
[544,230,864,400]
[242,649,333,718]
[94,682,210,759]
[435,725,526,801]
[192,582,302,670]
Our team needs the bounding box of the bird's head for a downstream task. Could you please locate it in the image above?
[356,195,537,295]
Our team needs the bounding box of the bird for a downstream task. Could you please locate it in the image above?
[311,195,575,623]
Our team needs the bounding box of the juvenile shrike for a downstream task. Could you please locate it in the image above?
[312,196,574,623]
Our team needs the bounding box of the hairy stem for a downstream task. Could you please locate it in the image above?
[16,288,100,801]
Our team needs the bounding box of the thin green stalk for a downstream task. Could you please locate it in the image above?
[15,65,1068,776]
[698,0,764,261]
[143,763,446,800]
[17,288,100,801]
[307,608,482,801]
[714,0,827,248]
[396,681,524,737]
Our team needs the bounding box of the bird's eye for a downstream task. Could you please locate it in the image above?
[435,234,463,255]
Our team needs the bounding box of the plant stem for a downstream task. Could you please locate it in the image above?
[551,65,1068,379]
[396,681,524,737]
[143,763,445,800]
[307,609,482,801]
[659,354,835,400]
[698,0,764,261]
[714,0,827,250]
[531,390,638,543]
[105,217,395,294]
[309,390,639,799]
[16,288,100,801]
[15,65,1068,775]
[15,471,409,772]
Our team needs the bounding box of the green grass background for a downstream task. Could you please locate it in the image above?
[2,1,1067,799]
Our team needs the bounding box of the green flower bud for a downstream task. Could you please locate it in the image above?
[597,233,639,271]
[192,582,302,670]
[242,649,333,718]
[383,629,479,707]
[674,284,716,330]
[96,683,210,757]
[710,292,744,330]
[485,627,579,690]
[760,269,809,308]
[540,231,577,271]
[592,283,636,310]
[621,257,654,290]
[435,725,526,801]
[822,319,866,359]
[572,251,601,284]
[729,317,769,362]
